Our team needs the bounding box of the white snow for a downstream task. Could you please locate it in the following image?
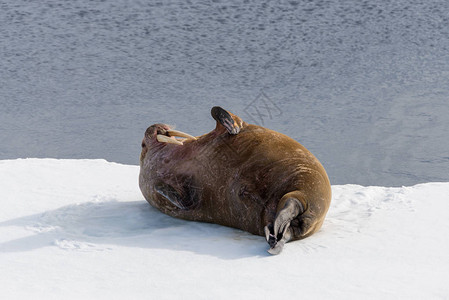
[1,159,448,299]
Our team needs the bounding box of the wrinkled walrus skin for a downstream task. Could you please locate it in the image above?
[139,107,331,254]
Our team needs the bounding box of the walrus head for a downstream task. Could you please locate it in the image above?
[139,106,247,214]
[140,107,244,163]
[140,124,197,162]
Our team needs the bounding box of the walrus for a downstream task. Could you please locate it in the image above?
[139,106,331,254]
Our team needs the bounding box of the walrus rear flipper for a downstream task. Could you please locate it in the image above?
[155,183,198,210]
[211,106,241,135]
[265,193,305,255]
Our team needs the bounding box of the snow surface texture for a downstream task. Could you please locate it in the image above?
[1,159,448,299]
[1,0,449,186]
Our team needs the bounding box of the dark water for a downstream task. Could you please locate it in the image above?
[1,0,448,186]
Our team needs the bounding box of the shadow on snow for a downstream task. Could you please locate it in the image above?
[0,200,269,259]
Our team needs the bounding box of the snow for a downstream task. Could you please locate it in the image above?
[1,159,448,299]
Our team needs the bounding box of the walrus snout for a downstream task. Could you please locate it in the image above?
[143,124,197,147]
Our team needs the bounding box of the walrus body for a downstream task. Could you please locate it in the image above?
[139,107,331,254]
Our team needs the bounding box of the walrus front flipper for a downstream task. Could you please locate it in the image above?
[211,106,241,135]
[265,193,305,255]
[155,183,198,210]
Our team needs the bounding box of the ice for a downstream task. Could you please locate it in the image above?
[1,159,448,298]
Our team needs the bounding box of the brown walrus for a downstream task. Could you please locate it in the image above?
[139,106,331,254]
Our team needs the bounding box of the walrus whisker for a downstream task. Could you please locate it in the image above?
[156,134,184,145]
[166,129,197,140]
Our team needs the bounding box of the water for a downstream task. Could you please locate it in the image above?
[1,0,448,186]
